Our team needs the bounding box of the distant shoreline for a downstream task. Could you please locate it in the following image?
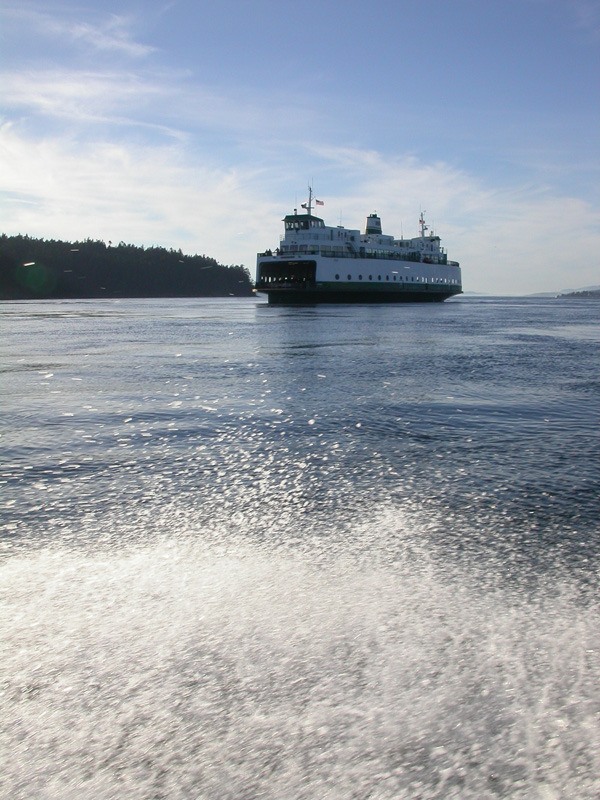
[0,234,254,300]
[557,289,600,299]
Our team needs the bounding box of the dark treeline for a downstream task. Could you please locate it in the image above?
[558,289,600,299]
[0,234,254,299]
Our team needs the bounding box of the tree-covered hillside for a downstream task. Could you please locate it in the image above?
[0,235,254,299]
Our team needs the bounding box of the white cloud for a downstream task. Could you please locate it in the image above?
[0,69,186,140]
[65,16,155,57]
[0,121,275,268]
[456,195,600,294]
[2,5,155,58]
[0,64,323,149]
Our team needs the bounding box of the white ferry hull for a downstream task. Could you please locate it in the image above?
[256,255,462,304]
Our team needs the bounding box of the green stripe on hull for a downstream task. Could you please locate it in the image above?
[259,281,462,305]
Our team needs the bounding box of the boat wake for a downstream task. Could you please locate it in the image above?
[2,505,598,799]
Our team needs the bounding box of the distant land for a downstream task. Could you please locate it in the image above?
[0,234,254,300]
[464,287,600,298]
[526,285,600,298]
[557,288,600,298]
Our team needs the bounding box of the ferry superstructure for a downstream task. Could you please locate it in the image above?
[255,189,462,304]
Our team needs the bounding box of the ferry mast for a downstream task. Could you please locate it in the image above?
[301,186,314,216]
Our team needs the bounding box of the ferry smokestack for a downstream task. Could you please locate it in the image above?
[365,213,382,235]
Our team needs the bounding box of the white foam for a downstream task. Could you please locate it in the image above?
[2,510,599,799]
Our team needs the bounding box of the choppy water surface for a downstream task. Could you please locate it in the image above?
[1,296,599,799]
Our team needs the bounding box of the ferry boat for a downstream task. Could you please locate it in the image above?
[255,189,462,304]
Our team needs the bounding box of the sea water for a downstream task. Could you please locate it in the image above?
[1,296,599,799]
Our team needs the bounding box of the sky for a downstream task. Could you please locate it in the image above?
[1,0,599,294]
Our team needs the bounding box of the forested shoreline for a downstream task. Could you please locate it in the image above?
[558,289,600,299]
[0,234,254,299]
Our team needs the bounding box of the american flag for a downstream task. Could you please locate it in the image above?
[315,199,324,206]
